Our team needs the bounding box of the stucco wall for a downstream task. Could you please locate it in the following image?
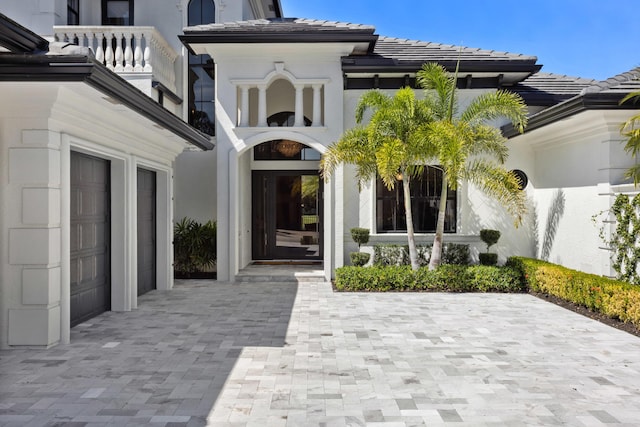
[174,149,217,223]
[512,109,637,276]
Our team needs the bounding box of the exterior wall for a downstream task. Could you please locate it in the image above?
[0,82,187,348]
[174,149,218,223]
[511,109,637,277]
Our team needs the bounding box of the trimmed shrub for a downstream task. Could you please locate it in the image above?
[350,252,371,267]
[374,244,409,266]
[506,256,640,328]
[443,243,470,265]
[373,243,469,266]
[479,253,498,266]
[335,264,523,293]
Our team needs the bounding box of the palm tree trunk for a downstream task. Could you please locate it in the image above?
[429,176,448,270]
[401,169,420,270]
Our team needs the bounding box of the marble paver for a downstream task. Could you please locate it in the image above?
[2,279,640,426]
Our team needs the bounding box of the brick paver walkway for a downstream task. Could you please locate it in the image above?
[2,279,640,426]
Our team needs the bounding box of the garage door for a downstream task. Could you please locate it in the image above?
[137,168,156,296]
[70,151,111,327]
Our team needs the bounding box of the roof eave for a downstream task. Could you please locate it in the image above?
[503,92,639,138]
[0,55,213,151]
[341,59,542,75]
[179,32,379,54]
[0,12,49,53]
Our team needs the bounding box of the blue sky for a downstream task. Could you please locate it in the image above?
[280,0,638,81]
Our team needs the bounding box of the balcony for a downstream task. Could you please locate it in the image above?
[53,26,178,95]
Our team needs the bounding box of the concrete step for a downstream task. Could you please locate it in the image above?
[235,264,326,283]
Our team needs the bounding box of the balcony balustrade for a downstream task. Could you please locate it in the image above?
[53,26,178,95]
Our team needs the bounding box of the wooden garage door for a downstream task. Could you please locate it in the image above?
[70,151,111,327]
[137,168,156,296]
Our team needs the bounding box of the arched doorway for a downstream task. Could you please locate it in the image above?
[251,137,322,261]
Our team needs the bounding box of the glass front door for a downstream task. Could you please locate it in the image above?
[252,171,322,260]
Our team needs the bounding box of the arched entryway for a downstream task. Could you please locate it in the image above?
[251,132,323,261]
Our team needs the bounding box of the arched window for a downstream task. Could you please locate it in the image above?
[188,0,215,135]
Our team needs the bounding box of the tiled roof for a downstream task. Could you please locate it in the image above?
[581,67,640,94]
[185,18,375,34]
[371,36,537,63]
[510,72,597,105]
[341,36,541,79]
[503,66,640,138]
[183,19,540,76]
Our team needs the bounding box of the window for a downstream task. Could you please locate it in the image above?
[67,0,79,25]
[376,166,456,233]
[102,0,133,26]
[188,0,216,135]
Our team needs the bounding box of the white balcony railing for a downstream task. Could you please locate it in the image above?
[53,26,178,94]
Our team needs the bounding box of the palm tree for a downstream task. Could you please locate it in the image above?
[416,63,529,270]
[620,91,640,186]
[321,88,434,270]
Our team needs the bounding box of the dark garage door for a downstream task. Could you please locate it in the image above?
[70,151,111,327]
[137,168,156,296]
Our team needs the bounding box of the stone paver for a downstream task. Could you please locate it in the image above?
[2,279,640,426]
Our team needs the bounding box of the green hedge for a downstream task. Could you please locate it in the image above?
[506,257,640,328]
[373,243,470,266]
[335,264,524,293]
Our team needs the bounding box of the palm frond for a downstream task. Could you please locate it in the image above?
[355,90,391,123]
[376,138,406,189]
[320,127,375,186]
[461,90,528,132]
[624,163,640,187]
[416,63,456,120]
[466,124,508,163]
[463,160,527,226]
[620,91,640,106]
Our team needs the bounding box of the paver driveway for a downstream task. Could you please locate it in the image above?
[2,279,640,426]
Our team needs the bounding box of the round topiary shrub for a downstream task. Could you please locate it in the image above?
[350,228,370,249]
[480,229,501,251]
[350,252,371,267]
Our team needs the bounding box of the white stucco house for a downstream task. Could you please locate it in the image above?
[0,0,638,349]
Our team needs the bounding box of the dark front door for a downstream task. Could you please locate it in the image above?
[137,168,156,296]
[252,171,322,260]
[70,151,111,327]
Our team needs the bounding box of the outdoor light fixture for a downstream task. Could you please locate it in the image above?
[276,140,303,157]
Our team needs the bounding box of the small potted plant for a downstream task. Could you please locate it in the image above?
[350,227,370,267]
[479,229,500,266]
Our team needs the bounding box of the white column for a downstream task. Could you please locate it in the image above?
[294,84,304,127]
[240,86,250,127]
[312,84,322,127]
[257,85,267,127]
